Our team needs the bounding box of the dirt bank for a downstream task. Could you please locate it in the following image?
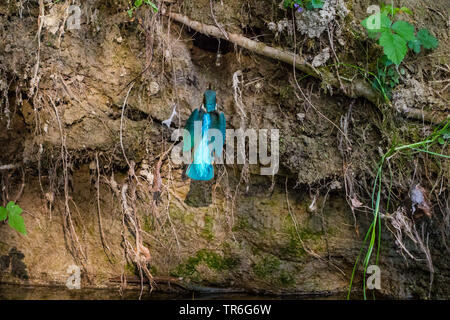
[0,0,448,298]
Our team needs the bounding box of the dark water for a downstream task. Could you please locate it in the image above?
[0,284,348,300]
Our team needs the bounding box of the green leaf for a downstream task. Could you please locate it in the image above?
[127,8,134,17]
[361,13,391,38]
[392,21,415,42]
[379,32,407,65]
[6,201,15,212]
[0,207,7,221]
[8,213,27,235]
[416,29,438,50]
[134,0,143,8]
[311,0,324,9]
[408,39,421,54]
[400,7,412,15]
[380,4,393,16]
[438,137,445,145]
[146,0,158,12]
[380,54,393,67]
[6,201,23,216]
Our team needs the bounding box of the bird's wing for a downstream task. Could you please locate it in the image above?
[215,112,226,158]
[183,108,200,152]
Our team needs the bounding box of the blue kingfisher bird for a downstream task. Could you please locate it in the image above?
[183,88,226,181]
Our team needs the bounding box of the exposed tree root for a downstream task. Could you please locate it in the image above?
[95,153,115,263]
[107,168,155,299]
[0,164,21,171]
[166,11,448,124]
[48,93,89,282]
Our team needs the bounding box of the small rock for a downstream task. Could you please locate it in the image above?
[330,180,341,190]
[296,113,305,122]
[410,184,432,218]
[149,81,160,95]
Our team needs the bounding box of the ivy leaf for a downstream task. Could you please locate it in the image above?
[8,213,27,235]
[379,32,407,65]
[0,207,7,221]
[416,29,438,50]
[408,39,421,54]
[392,21,415,42]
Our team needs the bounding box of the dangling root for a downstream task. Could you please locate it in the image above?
[384,207,434,297]
[95,153,115,263]
[107,166,155,299]
[285,178,345,276]
[48,93,89,281]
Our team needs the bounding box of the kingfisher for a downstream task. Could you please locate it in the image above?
[183,89,226,181]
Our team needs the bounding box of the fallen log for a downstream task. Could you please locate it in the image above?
[166,11,448,124]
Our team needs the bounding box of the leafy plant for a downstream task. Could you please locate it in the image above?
[361,6,438,65]
[283,0,324,12]
[372,55,406,100]
[0,201,27,235]
[347,120,450,300]
[128,0,158,18]
[361,4,438,100]
[380,3,412,17]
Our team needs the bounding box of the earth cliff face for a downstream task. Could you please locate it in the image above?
[0,0,448,298]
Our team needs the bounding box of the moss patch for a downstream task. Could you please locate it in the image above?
[278,270,295,287]
[201,215,214,241]
[170,249,239,278]
[253,255,281,278]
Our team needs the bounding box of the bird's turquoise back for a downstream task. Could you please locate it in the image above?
[183,90,226,181]
[187,112,214,180]
[204,90,216,112]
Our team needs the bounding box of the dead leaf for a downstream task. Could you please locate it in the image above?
[410,184,432,218]
[351,196,363,209]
